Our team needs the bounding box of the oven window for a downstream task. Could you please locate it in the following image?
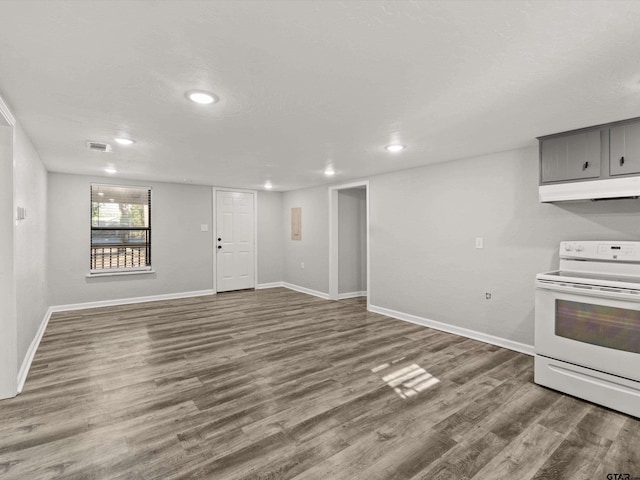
[556,299,640,354]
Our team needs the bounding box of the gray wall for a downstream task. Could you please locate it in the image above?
[48,173,214,306]
[14,124,48,365]
[282,185,329,293]
[257,190,283,285]
[368,147,640,346]
[338,188,366,294]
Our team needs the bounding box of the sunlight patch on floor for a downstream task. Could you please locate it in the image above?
[372,362,440,399]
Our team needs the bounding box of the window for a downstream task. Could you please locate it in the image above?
[90,184,151,273]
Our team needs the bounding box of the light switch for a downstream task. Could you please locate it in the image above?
[475,237,484,249]
[16,206,26,221]
[200,224,209,232]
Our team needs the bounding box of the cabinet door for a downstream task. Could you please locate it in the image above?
[610,123,640,175]
[540,131,601,183]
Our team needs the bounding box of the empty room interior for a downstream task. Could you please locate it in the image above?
[2,1,640,479]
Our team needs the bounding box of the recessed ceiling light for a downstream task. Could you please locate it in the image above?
[264,181,273,189]
[114,137,135,145]
[385,144,406,153]
[104,167,117,174]
[324,167,336,176]
[186,91,218,104]
[98,192,104,196]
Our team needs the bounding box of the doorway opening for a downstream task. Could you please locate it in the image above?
[329,181,369,307]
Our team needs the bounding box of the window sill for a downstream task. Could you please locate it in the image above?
[86,269,156,278]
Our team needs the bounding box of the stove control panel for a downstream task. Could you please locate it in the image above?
[560,241,640,261]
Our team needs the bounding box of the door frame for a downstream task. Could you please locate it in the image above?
[328,180,370,307]
[0,94,17,399]
[212,187,258,293]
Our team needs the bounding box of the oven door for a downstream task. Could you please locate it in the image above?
[535,280,640,382]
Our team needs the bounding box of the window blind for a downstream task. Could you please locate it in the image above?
[90,184,152,271]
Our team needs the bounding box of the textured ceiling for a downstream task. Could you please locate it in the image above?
[1,0,640,191]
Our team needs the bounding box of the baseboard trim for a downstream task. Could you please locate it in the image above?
[368,304,534,356]
[338,291,367,300]
[255,282,285,290]
[281,282,330,300]
[257,283,364,301]
[17,307,52,393]
[49,289,216,313]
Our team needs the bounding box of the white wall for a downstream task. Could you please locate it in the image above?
[257,191,283,285]
[48,175,284,306]
[369,146,640,346]
[14,133,640,381]
[338,188,366,294]
[14,124,48,366]
[282,185,329,293]
[281,146,640,348]
[48,173,215,306]
[0,100,48,399]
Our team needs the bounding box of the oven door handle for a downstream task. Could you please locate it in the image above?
[536,280,640,302]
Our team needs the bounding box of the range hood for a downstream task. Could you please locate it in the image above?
[539,177,640,202]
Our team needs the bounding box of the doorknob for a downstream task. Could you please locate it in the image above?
[217,245,222,249]
[218,237,222,242]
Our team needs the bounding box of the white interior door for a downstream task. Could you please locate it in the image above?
[216,191,255,292]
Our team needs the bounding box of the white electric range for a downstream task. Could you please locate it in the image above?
[535,241,640,418]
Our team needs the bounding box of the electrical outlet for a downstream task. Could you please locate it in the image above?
[485,293,492,300]
[200,224,209,232]
[301,262,305,269]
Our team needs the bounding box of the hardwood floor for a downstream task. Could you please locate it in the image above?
[1,287,638,479]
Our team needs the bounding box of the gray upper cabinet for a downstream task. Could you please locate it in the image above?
[540,131,601,183]
[610,122,640,176]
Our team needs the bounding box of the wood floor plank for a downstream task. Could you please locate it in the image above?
[593,416,640,480]
[0,288,638,479]
[409,431,509,480]
[530,428,613,480]
[352,428,457,480]
[469,423,564,480]
[536,394,592,436]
